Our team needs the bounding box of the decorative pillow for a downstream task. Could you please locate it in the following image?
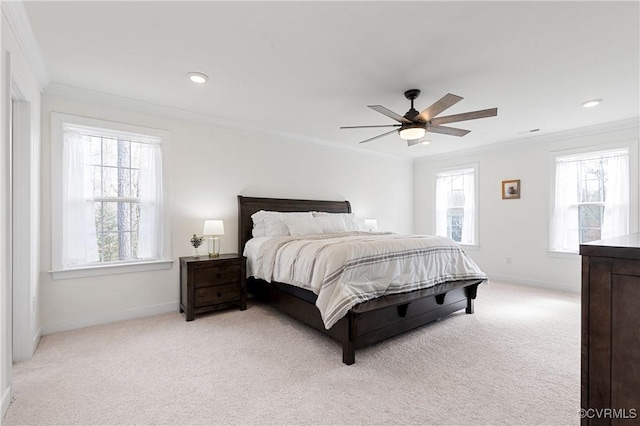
[355,217,368,231]
[262,214,290,237]
[312,212,359,231]
[284,215,323,236]
[255,211,313,237]
[313,215,349,233]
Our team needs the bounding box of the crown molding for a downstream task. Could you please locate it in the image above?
[44,83,412,162]
[414,116,640,164]
[1,0,50,90]
[40,82,640,165]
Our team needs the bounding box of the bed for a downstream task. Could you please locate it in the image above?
[238,195,487,365]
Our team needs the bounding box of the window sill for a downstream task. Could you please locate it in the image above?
[547,250,580,259]
[50,259,174,280]
[459,243,480,251]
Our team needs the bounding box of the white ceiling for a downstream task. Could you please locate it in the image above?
[22,1,640,158]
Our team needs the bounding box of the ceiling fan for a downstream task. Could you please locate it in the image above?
[341,89,498,146]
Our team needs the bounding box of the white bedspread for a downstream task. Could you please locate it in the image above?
[249,231,488,329]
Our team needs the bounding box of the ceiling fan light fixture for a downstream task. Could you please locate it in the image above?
[398,125,426,140]
[342,89,497,146]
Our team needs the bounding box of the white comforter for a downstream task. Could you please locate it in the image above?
[250,231,488,329]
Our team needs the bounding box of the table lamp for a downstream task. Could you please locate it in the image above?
[202,219,225,257]
[364,219,378,232]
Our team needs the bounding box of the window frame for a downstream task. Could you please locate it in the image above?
[548,140,639,255]
[50,113,172,279]
[434,163,480,247]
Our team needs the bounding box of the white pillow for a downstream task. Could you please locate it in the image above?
[313,215,349,233]
[312,212,359,231]
[284,216,323,236]
[257,211,313,237]
[261,215,285,237]
[251,211,267,237]
[355,217,367,231]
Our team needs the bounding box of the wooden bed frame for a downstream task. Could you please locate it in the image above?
[237,195,485,365]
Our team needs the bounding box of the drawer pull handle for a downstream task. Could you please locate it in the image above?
[217,292,222,297]
[216,273,221,279]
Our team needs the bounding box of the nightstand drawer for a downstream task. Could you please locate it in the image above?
[195,283,242,307]
[194,265,241,287]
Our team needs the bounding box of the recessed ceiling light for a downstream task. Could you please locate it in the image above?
[420,140,431,145]
[582,99,602,108]
[187,72,209,84]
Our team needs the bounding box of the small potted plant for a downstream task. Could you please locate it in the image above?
[190,234,204,257]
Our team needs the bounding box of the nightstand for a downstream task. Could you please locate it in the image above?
[179,253,247,321]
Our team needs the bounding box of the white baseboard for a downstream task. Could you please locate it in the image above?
[42,302,179,335]
[488,273,580,294]
[1,385,11,419]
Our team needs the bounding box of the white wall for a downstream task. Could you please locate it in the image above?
[414,120,640,292]
[1,5,44,417]
[40,90,413,334]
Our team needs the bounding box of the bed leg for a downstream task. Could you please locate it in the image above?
[343,342,355,365]
[342,314,356,365]
[465,284,479,314]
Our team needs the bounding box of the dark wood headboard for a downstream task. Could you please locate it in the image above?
[237,196,352,255]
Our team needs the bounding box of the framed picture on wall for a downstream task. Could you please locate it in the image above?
[502,179,520,199]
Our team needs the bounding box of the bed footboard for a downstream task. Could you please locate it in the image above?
[249,277,484,365]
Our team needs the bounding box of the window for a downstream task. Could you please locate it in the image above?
[51,113,171,278]
[550,148,629,253]
[435,166,477,245]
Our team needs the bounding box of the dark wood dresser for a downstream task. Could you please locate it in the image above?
[580,233,640,425]
[179,254,247,321]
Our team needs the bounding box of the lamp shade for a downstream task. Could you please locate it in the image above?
[203,219,225,236]
[364,219,378,231]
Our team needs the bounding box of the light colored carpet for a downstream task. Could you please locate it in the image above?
[3,281,580,425]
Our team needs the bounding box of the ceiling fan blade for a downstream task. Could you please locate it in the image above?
[407,139,422,147]
[430,108,498,125]
[358,129,398,144]
[415,93,463,122]
[426,125,470,137]
[340,124,401,129]
[368,105,412,123]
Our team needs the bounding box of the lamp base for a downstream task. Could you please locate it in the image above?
[207,236,220,258]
